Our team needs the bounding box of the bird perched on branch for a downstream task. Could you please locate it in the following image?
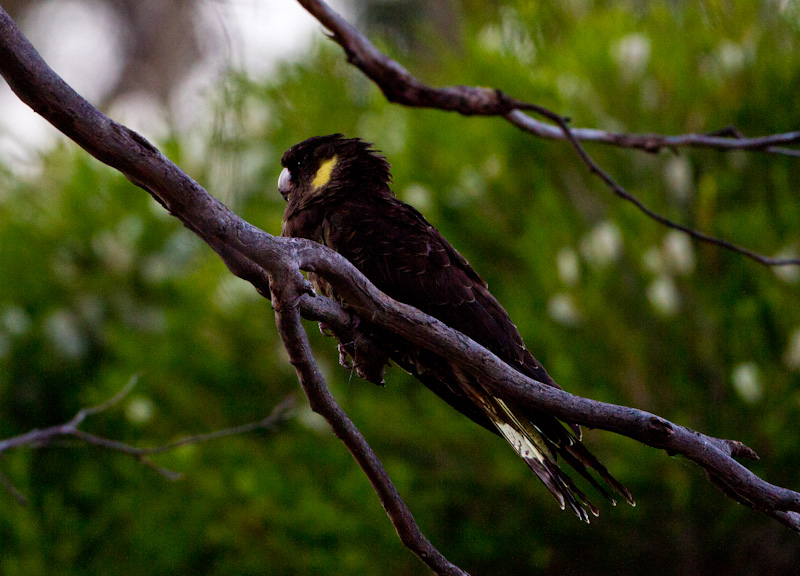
[278,134,633,521]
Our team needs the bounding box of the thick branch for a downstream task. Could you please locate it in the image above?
[0,8,461,572]
[290,243,800,531]
[297,0,800,268]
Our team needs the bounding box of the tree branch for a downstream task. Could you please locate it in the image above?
[0,8,463,571]
[271,281,469,576]
[1,6,799,576]
[517,111,800,267]
[0,377,296,489]
[289,243,800,531]
[296,0,800,268]
[505,111,800,157]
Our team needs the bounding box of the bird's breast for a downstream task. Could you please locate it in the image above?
[282,205,326,245]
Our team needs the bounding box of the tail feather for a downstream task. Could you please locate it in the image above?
[562,440,636,507]
[494,420,592,520]
[558,447,617,506]
[473,390,633,521]
[492,401,595,522]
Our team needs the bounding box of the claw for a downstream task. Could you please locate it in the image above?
[338,343,353,369]
[318,321,333,337]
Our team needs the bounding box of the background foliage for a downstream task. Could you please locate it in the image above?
[2,1,800,574]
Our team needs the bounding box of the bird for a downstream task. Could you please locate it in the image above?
[277,133,634,521]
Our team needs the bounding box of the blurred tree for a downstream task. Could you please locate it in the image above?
[4,0,205,107]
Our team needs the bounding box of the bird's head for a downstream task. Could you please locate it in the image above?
[278,134,392,204]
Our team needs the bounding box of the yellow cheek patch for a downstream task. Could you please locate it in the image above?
[312,155,338,191]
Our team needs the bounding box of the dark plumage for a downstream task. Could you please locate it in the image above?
[278,134,633,521]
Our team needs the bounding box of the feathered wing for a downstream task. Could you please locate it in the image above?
[316,193,634,519]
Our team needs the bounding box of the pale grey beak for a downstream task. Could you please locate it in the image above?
[278,167,292,200]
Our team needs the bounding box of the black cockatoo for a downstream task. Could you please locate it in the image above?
[278,134,633,521]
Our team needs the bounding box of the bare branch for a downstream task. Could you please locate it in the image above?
[0,377,296,492]
[75,373,140,420]
[0,9,463,570]
[510,111,800,267]
[296,0,800,153]
[289,243,800,531]
[271,281,469,576]
[296,0,800,268]
[505,111,800,156]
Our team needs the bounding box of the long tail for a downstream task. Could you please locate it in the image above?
[470,388,634,522]
[391,351,634,520]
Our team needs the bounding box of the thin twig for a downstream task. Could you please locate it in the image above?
[0,379,296,495]
[0,466,27,505]
[75,374,140,421]
[511,111,800,267]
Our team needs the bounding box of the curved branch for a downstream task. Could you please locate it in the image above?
[297,0,800,154]
[0,378,296,487]
[296,0,800,268]
[298,0,800,155]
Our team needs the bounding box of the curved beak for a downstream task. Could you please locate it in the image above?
[278,167,292,200]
